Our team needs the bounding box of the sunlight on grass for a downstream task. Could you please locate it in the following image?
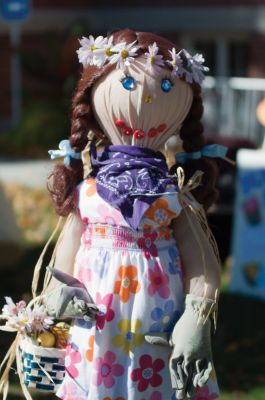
[221,388,265,399]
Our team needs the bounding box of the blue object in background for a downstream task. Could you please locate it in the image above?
[1,0,30,21]
[230,149,265,300]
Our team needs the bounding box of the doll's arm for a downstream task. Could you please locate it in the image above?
[168,209,220,398]
[172,208,221,300]
[47,211,84,292]
[44,212,98,319]
[146,209,220,399]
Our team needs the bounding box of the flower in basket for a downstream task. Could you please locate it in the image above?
[1,296,54,338]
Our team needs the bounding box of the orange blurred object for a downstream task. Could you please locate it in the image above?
[256,99,265,126]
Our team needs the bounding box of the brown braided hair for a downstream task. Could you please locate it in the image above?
[49,29,218,216]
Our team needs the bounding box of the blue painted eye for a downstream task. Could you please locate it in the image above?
[161,78,173,93]
[121,76,136,91]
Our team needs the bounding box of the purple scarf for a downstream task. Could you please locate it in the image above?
[91,145,175,230]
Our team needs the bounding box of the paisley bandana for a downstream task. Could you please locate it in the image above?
[91,144,175,230]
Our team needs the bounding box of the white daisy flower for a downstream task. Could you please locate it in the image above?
[2,296,26,317]
[93,35,114,67]
[191,53,210,83]
[167,47,186,78]
[29,304,54,332]
[180,49,209,84]
[77,35,107,67]
[109,40,140,69]
[145,42,165,74]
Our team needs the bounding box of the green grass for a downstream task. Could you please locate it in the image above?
[221,388,265,399]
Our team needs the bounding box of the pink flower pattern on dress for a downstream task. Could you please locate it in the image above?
[76,265,92,283]
[92,350,124,388]
[95,204,124,225]
[195,386,219,400]
[59,181,220,399]
[147,262,170,298]
[65,343,82,379]
[95,292,115,330]
[82,217,92,245]
[137,231,158,259]
[60,381,86,400]
[131,354,165,392]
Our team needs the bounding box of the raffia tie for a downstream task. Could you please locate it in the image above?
[82,130,104,179]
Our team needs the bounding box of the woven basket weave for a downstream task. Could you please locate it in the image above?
[19,337,65,393]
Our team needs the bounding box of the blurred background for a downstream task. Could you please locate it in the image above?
[1,0,265,399]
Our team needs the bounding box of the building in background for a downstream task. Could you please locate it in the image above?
[1,0,265,143]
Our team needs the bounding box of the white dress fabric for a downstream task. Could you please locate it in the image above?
[56,178,219,400]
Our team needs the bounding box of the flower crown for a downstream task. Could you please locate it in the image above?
[77,35,209,84]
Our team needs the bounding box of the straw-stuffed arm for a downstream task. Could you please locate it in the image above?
[44,212,98,320]
[145,208,221,399]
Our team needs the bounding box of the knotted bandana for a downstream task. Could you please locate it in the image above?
[91,144,175,230]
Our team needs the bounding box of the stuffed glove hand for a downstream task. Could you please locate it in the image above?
[45,267,99,320]
[145,294,216,400]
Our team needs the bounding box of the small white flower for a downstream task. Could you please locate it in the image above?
[145,42,165,74]
[167,48,186,78]
[1,297,54,335]
[2,297,17,317]
[191,53,209,83]
[93,35,114,67]
[29,304,54,333]
[180,49,209,84]
[4,309,30,334]
[109,40,140,70]
[77,35,107,67]
[2,296,27,317]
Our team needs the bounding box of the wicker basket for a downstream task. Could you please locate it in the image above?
[18,337,65,393]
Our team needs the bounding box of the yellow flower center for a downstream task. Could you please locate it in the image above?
[105,47,113,57]
[91,44,97,52]
[151,56,156,65]
[121,49,129,59]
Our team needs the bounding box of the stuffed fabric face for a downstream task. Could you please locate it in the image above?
[92,55,193,150]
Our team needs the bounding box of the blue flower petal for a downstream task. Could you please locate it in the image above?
[151,307,164,321]
[164,300,174,313]
[150,322,164,332]
[168,262,178,275]
[168,246,179,261]
[166,310,182,332]
[75,318,93,329]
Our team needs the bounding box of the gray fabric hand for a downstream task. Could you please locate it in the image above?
[45,267,98,320]
[145,294,216,400]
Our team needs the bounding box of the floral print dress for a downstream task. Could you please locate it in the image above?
[57,178,219,400]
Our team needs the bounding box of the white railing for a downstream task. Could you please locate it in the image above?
[202,77,265,146]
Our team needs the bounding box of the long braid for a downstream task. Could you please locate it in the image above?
[178,84,219,209]
[49,88,99,216]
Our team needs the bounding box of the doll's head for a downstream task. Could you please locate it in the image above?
[50,29,218,215]
[91,53,193,150]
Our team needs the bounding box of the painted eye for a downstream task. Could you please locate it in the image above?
[161,78,173,93]
[121,75,136,91]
